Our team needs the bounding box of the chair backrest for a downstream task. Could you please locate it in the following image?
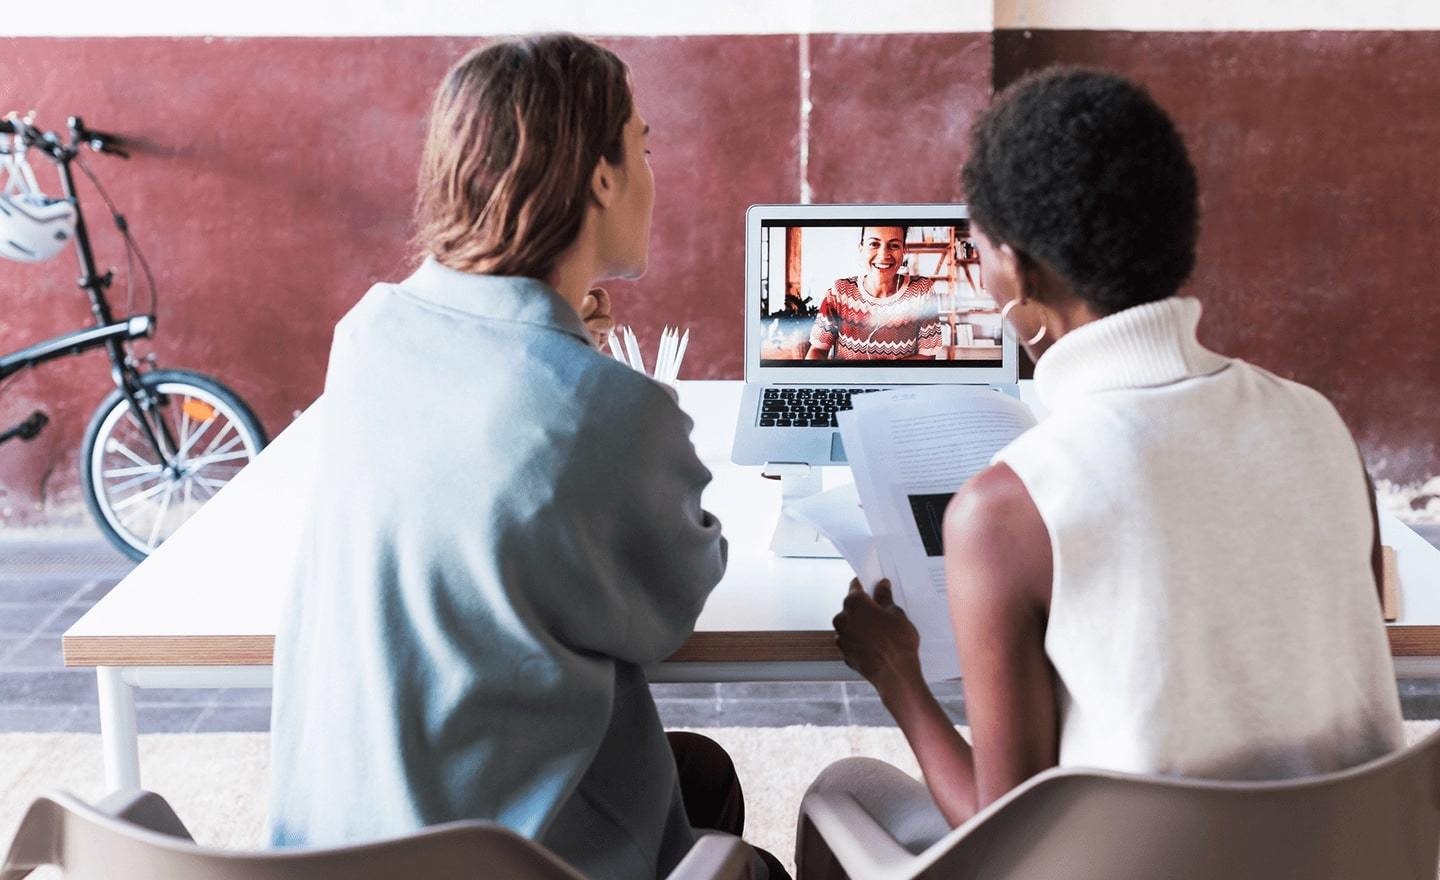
[915,728,1440,880]
[1,790,588,880]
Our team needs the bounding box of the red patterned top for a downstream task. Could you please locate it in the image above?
[808,276,942,360]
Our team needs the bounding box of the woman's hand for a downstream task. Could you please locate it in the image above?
[833,578,924,698]
[580,287,616,349]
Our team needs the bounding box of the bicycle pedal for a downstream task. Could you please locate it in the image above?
[15,410,48,441]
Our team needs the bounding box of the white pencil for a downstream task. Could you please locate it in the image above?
[667,327,681,382]
[671,329,690,382]
[607,329,625,363]
[657,326,673,382]
[624,326,646,375]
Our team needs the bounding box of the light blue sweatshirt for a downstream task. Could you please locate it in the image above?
[266,259,727,879]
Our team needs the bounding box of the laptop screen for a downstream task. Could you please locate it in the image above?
[757,218,1002,369]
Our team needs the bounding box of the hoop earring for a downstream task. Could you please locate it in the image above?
[999,299,1047,346]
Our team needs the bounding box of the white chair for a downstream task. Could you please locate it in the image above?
[2,788,753,880]
[797,727,1440,880]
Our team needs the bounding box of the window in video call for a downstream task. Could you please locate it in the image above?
[758,220,1002,368]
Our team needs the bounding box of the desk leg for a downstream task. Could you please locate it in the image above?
[97,666,141,792]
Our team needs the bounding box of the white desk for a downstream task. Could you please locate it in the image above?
[63,382,856,790]
[63,380,1440,792]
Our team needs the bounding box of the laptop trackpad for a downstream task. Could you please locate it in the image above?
[830,433,847,463]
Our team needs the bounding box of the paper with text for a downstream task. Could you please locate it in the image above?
[834,386,1037,680]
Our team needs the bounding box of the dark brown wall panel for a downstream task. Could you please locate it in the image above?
[995,30,1440,483]
[806,32,992,203]
[0,35,799,524]
[597,35,801,380]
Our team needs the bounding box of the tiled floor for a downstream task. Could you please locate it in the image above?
[0,537,264,734]
[3,527,1440,733]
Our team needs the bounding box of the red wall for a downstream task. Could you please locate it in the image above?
[0,31,1435,526]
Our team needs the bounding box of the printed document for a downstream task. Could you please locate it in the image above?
[798,386,1036,680]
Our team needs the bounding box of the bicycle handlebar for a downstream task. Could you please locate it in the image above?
[1,115,128,159]
[68,116,129,159]
[0,118,26,137]
[81,129,128,158]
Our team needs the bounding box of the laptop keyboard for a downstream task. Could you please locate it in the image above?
[758,387,887,427]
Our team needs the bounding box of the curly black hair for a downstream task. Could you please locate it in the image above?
[962,67,1198,314]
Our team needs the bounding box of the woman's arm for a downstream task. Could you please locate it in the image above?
[832,463,1058,827]
[834,580,981,823]
[513,373,726,666]
[806,289,840,358]
[912,289,944,361]
[944,464,1059,812]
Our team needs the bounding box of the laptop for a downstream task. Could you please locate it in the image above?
[731,203,1019,467]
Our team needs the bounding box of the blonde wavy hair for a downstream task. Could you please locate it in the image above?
[415,34,633,280]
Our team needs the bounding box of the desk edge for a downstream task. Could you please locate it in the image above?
[63,628,1440,667]
[62,631,846,668]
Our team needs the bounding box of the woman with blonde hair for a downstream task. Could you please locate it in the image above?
[265,34,787,879]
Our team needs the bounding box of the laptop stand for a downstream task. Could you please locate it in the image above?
[761,462,843,559]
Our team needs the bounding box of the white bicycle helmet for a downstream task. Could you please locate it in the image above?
[0,191,76,263]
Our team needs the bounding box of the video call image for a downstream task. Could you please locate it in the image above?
[759,221,1003,367]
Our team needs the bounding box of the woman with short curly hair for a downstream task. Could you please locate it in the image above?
[807,67,1402,864]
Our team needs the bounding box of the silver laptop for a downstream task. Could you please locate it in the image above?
[732,204,1019,467]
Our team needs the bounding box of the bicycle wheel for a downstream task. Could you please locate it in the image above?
[81,369,268,560]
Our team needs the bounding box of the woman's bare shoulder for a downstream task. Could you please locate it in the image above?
[943,463,1052,607]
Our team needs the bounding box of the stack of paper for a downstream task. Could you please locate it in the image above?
[789,386,1037,681]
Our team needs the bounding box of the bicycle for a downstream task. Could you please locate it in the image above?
[1,113,267,560]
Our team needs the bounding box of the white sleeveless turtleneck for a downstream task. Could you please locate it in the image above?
[994,296,1403,780]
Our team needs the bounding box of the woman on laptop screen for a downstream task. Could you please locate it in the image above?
[805,226,943,360]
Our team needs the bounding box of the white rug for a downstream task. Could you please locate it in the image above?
[4,722,1439,878]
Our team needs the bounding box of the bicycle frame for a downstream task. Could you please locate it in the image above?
[2,122,178,466]
[0,315,153,382]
